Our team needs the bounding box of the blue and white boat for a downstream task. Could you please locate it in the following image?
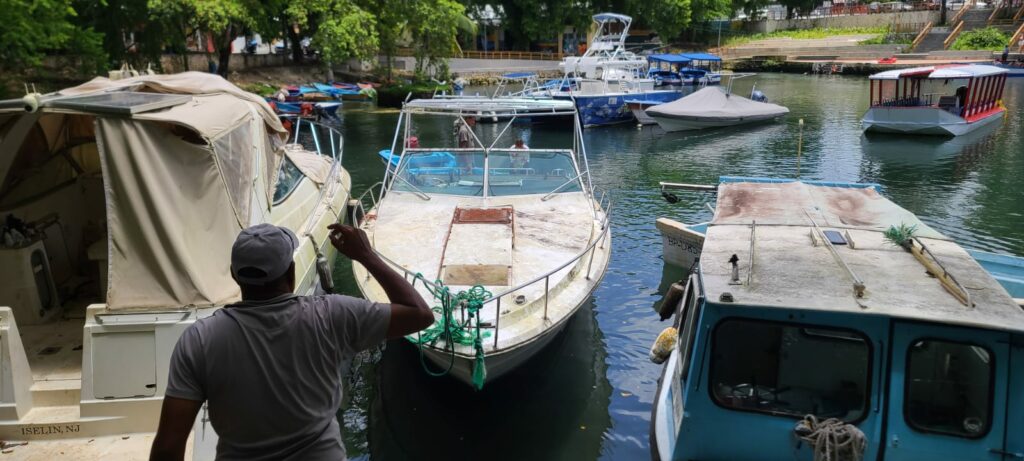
[529,13,684,127]
[647,53,723,87]
[651,177,1024,461]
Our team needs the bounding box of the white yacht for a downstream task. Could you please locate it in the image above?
[0,72,351,458]
[350,98,611,388]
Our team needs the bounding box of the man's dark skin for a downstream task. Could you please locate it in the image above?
[149,224,432,460]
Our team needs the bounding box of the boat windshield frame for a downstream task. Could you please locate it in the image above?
[380,99,594,201]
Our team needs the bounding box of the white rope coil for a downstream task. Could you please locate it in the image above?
[795,414,867,461]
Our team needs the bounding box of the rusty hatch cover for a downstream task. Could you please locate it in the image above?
[453,206,513,224]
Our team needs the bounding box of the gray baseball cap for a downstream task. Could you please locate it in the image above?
[231,223,299,285]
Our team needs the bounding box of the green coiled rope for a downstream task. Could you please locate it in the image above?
[405,274,491,390]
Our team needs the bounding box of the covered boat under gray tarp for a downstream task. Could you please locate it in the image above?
[646,86,789,132]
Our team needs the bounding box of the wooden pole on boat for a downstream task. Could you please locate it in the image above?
[796,118,804,178]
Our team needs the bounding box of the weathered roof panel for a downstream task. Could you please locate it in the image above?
[700,179,1024,333]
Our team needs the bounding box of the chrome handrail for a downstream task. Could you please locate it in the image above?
[284,115,344,162]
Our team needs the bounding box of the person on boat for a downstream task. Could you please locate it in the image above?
[1003,45,1010,63]
[149,223,433,461]
[456,116,476,173]
[509,138,530,169]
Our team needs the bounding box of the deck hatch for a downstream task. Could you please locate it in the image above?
[453,207,513,224]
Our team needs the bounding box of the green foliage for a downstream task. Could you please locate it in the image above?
[723,26,888,47]
[858,26,914,45]
[951,27,1010,51]
[284,1,380,65]
[0,0,105,72]
[407,0,473,80]
[883,223,918,249]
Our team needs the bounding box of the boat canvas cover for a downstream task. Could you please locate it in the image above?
[646,87,789,121]
[0,73,287,311]
[647,54,692,64]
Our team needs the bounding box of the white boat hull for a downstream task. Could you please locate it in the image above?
[862,106,1005,136]
[627,103,658,125]
[656,218,705,269]
[650,112,783,132]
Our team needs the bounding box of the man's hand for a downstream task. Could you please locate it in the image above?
[328,224,374,263]
[328,223,433,336]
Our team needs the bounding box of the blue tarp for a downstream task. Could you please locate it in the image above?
[648,54,692,64]
[502,72,537,79]
[680,53,722,62]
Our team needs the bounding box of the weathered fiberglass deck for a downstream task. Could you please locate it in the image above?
[356,189,609,354]
[699,180,1024,332]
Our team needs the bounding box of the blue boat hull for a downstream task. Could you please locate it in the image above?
[559,91,682,127]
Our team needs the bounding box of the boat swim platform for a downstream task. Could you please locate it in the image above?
[699,179,1024,334]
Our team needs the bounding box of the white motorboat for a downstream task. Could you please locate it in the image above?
[350,98,611,388]
[0,72,351,458]
[861,64,1009,136]
[646,85,789,132]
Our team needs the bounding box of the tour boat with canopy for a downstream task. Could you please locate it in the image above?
[650,177,1024,461]
[349,98,611,389]
[862,64,1009,136]
[0,72,352,457]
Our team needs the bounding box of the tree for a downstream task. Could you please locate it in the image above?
[149,0,273,76]
[0,0,104,74]
[284,0,380,76]
[74,0,188,72]
[406,0,475,79]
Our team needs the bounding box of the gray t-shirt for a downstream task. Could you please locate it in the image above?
[166,293,390,460]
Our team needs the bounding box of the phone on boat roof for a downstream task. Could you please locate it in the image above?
[823,230,847,245]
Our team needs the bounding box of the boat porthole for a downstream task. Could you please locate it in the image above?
[514,294,527,305]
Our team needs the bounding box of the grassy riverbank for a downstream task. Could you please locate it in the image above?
[722,26,889,47]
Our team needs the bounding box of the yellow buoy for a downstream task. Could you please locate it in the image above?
[649,327,678,364]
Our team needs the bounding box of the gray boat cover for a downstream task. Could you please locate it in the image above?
[646,87,789,120]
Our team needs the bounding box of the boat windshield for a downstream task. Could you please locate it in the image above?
[710,318,871,422]
[391,150,582,197]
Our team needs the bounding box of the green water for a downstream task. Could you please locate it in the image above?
[329,73,1024,460]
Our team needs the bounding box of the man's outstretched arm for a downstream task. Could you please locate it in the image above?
[150,396,203,461]
[328,224,433,337]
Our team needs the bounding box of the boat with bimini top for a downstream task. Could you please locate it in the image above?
[0,72,352,458]
[650,177,1024,461]
[861,64,1009,136]
[349,98,611,389]
[528,13,684,127]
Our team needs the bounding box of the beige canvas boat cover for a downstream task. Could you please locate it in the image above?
[97,118,241,310]
[57,72,286,138]
[284,144,332,185]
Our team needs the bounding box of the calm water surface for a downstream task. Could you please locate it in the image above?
[328,73,1024,460]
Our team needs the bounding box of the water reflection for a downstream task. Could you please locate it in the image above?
[368,301,612,461]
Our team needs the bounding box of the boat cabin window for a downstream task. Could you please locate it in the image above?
[391,150,581,197]
[273,158,304,204]
[710,319,870,422]
[905,339,993,438]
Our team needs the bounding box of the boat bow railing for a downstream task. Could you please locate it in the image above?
[359,191,612,353]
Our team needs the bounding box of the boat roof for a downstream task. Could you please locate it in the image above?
[680,52,722,62]
[501,72,537,79]
[869,64,1008,80]
[648,54,692,64]
[593,12,632,23]
[699,177,1024,333]
[404,98,576,115]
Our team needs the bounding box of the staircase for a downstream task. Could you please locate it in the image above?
[914,26,950,52]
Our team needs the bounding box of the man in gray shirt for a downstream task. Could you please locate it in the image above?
[150,223,432,460]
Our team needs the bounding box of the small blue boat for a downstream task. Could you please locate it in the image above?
[650,177,1024,461]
